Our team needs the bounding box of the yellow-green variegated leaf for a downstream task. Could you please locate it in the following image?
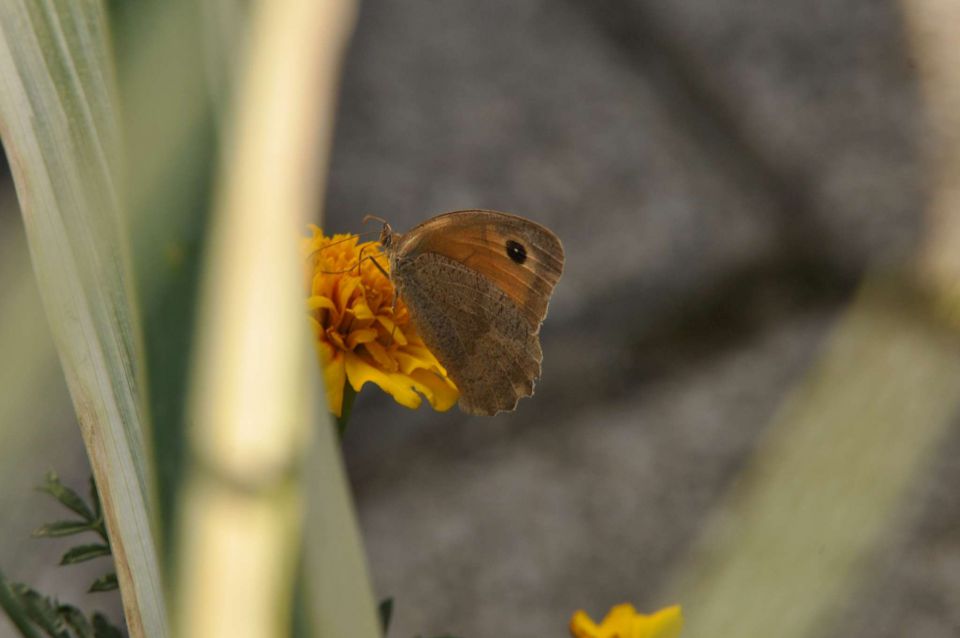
[173,0,378,636]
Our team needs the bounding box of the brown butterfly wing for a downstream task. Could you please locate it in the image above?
[393,251,543,415]
[393,210,564,330]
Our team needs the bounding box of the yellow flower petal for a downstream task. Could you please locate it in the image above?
[346,328,379,349]
[375,315,408,346]
[569,604,683,638]
[603,604,638,625]
[335,275,360,314]
[307,295,336,311]
[352,296,375,321]
[326,329,347,351]
[642,606,683,638]
[408,368,458,412]
[570,611,603,638]
[344,351,423,409]
[317,340,346,418]
[363,339,399,372]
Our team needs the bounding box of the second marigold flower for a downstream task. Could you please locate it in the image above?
[570,603,683,638]
[303,226,459,417]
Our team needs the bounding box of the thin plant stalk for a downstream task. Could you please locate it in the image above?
[174,0,377,636]
[665,7,960,636]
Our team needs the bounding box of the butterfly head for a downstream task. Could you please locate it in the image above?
[362,214,398,253]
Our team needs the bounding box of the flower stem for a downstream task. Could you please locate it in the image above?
[336,385,356,437]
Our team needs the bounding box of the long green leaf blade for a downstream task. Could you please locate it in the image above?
[0,2,167,636]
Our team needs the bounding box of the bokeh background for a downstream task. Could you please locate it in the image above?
[2,1,958,637]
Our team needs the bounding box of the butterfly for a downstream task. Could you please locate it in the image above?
[367,210,564,416]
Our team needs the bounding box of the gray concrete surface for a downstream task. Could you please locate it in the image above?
[326,1,957,637]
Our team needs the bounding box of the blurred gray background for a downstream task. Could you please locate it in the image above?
[2,0,958,637]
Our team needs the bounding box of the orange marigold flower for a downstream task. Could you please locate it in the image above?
[570,603,683,638]
[303,225,459,417]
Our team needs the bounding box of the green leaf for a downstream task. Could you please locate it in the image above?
[0,574,44,638]
[11,584,67,637]
[378,598,393,634]
[0,2,169,635]
[57,604,94,638]
[303,411,381,638]
[89,476,102,522]
[32,521,95,539]
[92,613,124,638]
[667,281,960,638]
[37,471,94,522]
[60,544,112,565]
[174,0,379,635]
[88,574,119,594]
[336,384,357,438]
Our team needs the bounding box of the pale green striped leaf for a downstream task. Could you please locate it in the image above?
[0,2,167,636]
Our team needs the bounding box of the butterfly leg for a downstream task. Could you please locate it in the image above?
[386,286,402,345]
[368,255,400,345]
[355,245,366,275]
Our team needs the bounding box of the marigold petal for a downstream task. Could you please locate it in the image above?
[336,276,360,313]
[326,329,347,351]
[642,606,683,638]
[569,604,683,638]
[569,611,602,638]
[307,295,335,311]
[603,604,638,625]
[408,368,458,412]
[344,351,423,410]
[362,339,398,372]
[346,328,379,349]
[316,339,346,417]
[352,298,375,322]
[375,315,408,346]
[392,350,429,376]
[403,343,444,366]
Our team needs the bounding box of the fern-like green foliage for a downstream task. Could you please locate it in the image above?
[31,472,115,593]
[0,472,123,637]
[0,578,122,638]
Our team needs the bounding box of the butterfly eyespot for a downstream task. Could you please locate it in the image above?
[505,240,527,264]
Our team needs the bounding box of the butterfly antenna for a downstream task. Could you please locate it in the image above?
[362,214,389,227]
[307,229,380,262]
[318,254,380,275]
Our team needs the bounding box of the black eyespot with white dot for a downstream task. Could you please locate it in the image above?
[506,240,527,264]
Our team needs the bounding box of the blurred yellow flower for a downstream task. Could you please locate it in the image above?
[302,226,459,417]
[570,603,683,638]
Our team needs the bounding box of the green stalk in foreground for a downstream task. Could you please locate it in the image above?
[0,1,167,637]
[174,0,379,635]
[668,4,960,635]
